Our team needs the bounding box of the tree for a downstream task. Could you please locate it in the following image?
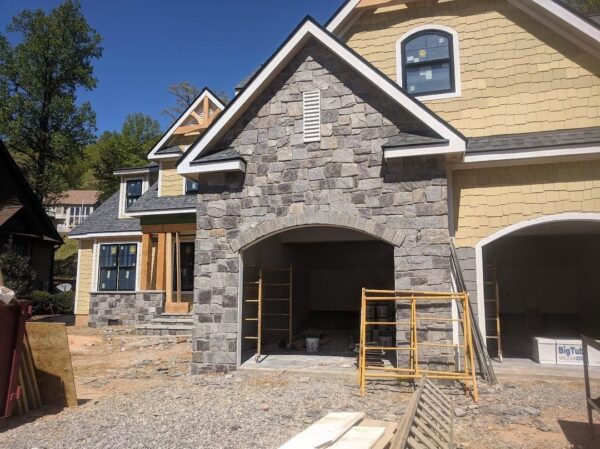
[562,0,600,14]
[0,0,102,205]
[162,81,230,120]
[0,240,37,297]
[92,113,162,199]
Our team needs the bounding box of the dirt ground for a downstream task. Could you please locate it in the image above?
[0,325,598,448]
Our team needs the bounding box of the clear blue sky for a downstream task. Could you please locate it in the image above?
[0,0,344,135]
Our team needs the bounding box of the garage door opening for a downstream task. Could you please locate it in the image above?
[481,220,600,361]
[240,226,395,370]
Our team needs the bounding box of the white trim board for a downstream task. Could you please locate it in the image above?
[147,88,226,161]
[126,208,197,217]
[178,18,465,175]
[473,212,600,338]
[188,159,246,174]
[461,144,600,166]
[384,145,462,160]
[70,231,143,240]
[396,24,462,102]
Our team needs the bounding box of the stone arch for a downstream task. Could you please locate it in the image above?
[230,212,406,252]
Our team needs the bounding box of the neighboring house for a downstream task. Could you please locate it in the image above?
[70,88,225,326]
[47,190,100,233]
[76,0,600,374]
[0,141,63,292]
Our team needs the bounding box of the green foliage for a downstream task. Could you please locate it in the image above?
[92,113,162,199]
[28,290,74,315]
[29,290,52,314]
[0,0,102,205]
[562,0,600,14]
[0,247,37,297]
[54,237,78,279]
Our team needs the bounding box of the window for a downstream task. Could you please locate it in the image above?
[174,242,195,291]
[401,30,455,96]
[303,90,321,143]
[68,206,93,227]
[185,178,199,195]
[98,244,137,291]
[125,179,143,210]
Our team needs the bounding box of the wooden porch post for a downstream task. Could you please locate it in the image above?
[140,233,153,290]
[165,232,173,307]
[156,233,166,291]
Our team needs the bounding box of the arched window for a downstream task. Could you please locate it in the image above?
[399,28,459,98]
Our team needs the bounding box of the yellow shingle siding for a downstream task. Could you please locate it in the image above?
[75,240,93,315]
[453,160,600,247]
[160,160,184,196]
[344,0,600,136]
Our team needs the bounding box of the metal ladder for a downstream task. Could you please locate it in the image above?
[484,264,502,362]
[243,264,293,361]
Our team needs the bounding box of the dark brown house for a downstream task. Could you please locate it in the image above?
[0,141,62,291]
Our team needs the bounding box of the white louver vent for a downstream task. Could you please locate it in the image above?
[303,90,321,143]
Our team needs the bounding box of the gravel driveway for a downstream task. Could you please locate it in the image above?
[0,372,410,449]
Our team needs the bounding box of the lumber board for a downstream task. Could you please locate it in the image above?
[329,425,386,449]
[25,322,77,407]
[278,412,364,449]
[361,420,397,449]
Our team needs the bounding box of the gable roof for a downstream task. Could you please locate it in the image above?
[178,16,465,175]
[147,87,226,161]
[327,0,600,59]
[53,190,100,206]
[0,141,62,244]
[68,191,140,238]
[126,183,196,216]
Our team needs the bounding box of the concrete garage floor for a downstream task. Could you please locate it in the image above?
[493,358,600,380]
[240,351,357,376]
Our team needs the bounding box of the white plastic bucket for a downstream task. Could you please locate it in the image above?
[306,337,320,353]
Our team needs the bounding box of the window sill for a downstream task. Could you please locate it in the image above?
[413,90,461,102]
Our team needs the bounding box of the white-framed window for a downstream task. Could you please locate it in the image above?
[97,243,138,291]
[303,90,321,143]
[397,25,461,101]
[185,178,199,195]
[125,179,143,210]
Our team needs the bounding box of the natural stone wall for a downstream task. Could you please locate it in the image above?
[192,39,453,373]
[455,246,479,320]
[89,291,164,327]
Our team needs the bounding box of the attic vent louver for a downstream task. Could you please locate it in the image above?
[303,90,321,143]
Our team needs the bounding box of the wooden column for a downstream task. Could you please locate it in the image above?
[140,233,153,290]
[165,232,173,306]
[156,233,166,291]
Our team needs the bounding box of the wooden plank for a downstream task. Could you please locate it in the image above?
[329,426,386,449]
[141,224,196,234]
[140,233,153,290]
[357,0,417,9]
[279,412,365,449]
[155,233,166,291]
[361,420,397,449]
[165,232,173,306]
[25,322,77,407]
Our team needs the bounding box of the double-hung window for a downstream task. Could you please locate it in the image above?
[98,244,137,291]
[125,179,143,210]
[401,30,455,96]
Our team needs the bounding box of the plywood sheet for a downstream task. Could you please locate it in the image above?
[279,412,365,449]
[25,322,77,407]
[329,426,386,449]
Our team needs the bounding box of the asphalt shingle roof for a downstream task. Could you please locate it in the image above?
[193,148,243,164]
[382,133,449,149]
[466,126,600,154]
[154,146,182,156]
[69,191,140,236]
[126,183,197,213]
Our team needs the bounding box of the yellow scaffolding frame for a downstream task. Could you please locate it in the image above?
[243,264,293,361]
[358,289,478,401]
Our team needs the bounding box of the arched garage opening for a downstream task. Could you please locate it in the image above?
[240,225,395,368]
[476,213,600,361]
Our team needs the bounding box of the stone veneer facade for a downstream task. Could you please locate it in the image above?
[89,291,164,327]
[191,39,454,373]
